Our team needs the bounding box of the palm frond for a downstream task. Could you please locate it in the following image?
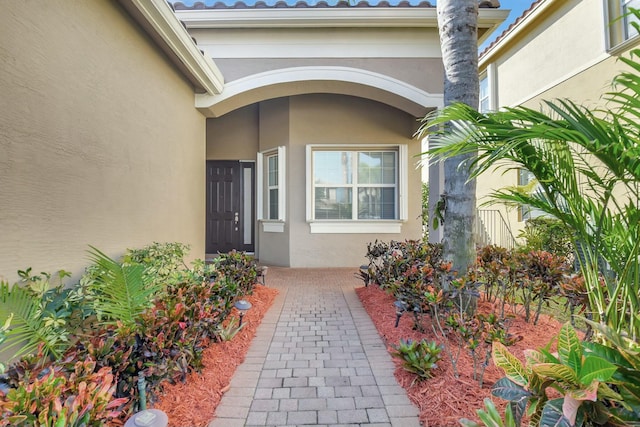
[86,246,163,330]
[0,281,68,360]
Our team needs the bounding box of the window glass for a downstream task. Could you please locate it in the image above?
[267,154,278,220]
[479,76,489,113]
[312,149,397,220]
[623,0,640,39]
[315,187,352,219]
[314,151,352,185]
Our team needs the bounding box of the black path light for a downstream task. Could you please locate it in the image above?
[394,300,408,328]
[235,299,252,327]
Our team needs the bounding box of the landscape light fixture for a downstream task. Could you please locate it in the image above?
[394,300,408,328]
[235,299,252,327]
[123,409,168,427]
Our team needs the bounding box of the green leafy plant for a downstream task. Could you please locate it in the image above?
[124,242,190,287]
[582,321,640,424]
[492,323,623,427]
[0,280,70,360]
[517,217,574,258]
[215,317,246,342]
[459,398,518,427]
[0,359,127,427]
[420,45,640,343]
[86,246,163,332]
[392,338,442,382]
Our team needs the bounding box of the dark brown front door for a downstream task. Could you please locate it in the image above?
[206,161,254,254]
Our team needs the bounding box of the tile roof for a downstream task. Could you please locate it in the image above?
[479,0,543,58]
[173,0,500,10]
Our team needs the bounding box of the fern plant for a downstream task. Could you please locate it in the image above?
[392,339,442,381]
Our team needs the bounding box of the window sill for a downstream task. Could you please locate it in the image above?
[261,220,285,233]
[308,221,403,234]
[608,34,640,56]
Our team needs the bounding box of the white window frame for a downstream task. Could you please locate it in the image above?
[605,0,640,52]
[257,146,286,233]
[479,64,497,113]
[305,144,408,234]
[479,74,490,113]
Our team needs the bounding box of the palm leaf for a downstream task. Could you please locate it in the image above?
[87,246,163,329]
[0,281,67,360]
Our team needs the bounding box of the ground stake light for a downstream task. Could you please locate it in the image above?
[235,299,252,327]
[394,300,408,328]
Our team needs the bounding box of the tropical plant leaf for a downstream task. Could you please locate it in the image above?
[579,355,617,384]
[492,377,531,402]
[0,281,68,360]
[557,323,581,374]
[540,399,573,427]
[87,246,163,329]
[493,342,528,386]
[562,394,581,426]
[532,363,578,385]
[566,380,598,402]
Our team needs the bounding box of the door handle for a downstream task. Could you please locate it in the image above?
[234,212,239,224]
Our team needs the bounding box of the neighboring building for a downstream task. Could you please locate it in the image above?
[476,0,639,246]
[0,0,506,281]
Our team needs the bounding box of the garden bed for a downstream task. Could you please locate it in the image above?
[153,284,279,427]
[357,283,564,426]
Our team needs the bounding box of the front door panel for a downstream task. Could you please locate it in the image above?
[206,161,254,254]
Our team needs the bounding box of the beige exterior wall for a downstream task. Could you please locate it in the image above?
[257,98,291,266]
[288,94,422,267]
[212,57,444,95]
[205,94,423,267]
[0,1,207,283]
[206,104,259,160]
[489,0,607,108]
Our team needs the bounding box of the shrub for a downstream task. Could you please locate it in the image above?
[0,244,260,424]
[0,357,127,427]
[517,217,573,258]
[392,339,442,381]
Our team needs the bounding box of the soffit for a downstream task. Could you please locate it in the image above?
[118,0,224,95]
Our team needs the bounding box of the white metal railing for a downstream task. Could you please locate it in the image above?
[474,209,516,250]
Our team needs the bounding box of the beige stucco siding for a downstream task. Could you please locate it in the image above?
[206,104,259,160]
[287,94,423,268]
[492,0,606,107]
[212,57,445,95]
[0,1,206,282]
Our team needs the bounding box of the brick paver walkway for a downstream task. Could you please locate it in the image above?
[208,267,421,427]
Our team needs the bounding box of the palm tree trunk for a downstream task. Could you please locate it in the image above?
[437,0,479,282]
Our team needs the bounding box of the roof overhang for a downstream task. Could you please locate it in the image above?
[480,0,558,68]
[118,0,224,95]
[175,7,508,43]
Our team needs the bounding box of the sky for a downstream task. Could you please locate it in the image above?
[479,0,536,52]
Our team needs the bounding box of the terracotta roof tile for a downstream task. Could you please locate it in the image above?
[172,0,506,10]
[479,0,543,58]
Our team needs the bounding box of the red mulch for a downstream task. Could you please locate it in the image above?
[153,285,279,427]
[356,284,564,427]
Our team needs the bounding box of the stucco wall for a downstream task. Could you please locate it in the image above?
[288,94,423,268]
[0,1,207,283]
[492,0,606,107]
[206,104,259,160]
[257,98,291,266]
